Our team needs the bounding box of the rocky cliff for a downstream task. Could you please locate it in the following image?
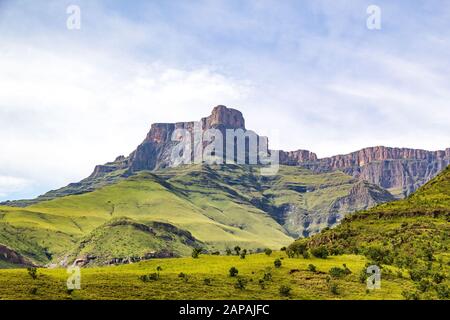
[294,146,450,197]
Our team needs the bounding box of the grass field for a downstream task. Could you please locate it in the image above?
[0,252,413,300]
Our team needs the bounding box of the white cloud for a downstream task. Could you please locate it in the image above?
[0,176,32,197]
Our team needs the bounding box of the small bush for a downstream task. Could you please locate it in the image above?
[274,259,282,268]
[280,247,286,251]
[229,267,239,277]
[279,285,292,297]
[192,248,203,259]
[203,278,212,286]
[417,279,432,293]
[402,290,420,300]
[258,279,266,289]
[263,272,272,281]
[178,272,189,282]
[139,272,159,282]
[240,251,246,259]
[27,267,38,280]
[435,284,450,299]
[226,248,232,256]
[329,267,346,278]
[329,283,339,295]
[29,287,38,295]
[264,248,272,256]
[234,246,241,255]
[311,246,328,259]
[234,278,247,290]
[308,264,317,272]
[432,272,445,284]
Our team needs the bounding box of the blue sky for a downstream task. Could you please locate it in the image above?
[0,0,450,200]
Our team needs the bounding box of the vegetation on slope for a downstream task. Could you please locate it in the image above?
[288,166,450,299]
[0,252,414,300]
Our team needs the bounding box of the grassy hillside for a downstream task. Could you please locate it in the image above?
[289,165,450,300]
[0,252,414,300]
[0,164,393,267]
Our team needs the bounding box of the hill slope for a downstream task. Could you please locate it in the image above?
[0,164,393,267]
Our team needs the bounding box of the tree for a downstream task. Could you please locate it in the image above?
[240,251,246,259]
[311,246,329,259]
[229,267,239,277]
[27,267,38,280]
[226,248,232,256]
[264,248,272,256]
[274,258,282,268]
[192,247,203,259]
[234,246,241,256]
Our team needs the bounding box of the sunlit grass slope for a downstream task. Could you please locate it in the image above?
[0,252,414,300]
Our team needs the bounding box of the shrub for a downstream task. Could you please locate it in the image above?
[308,264,317,272]
[263,272,272,281]
[435,284,450,299]
[234,278,247,290]
[311,246,328,259]
[203,278,212,286]
[329,283,339,295]
[279,285,292,297]
[432,272,445,284]
[192,248,203,259]
[258,279,266,289]
[240,251,246,259]
[274,259,282,268]
[402,290,420,300]
[287,240,308,258]
[329,267,346,279]
[226,248,232,256]
[139,273,159,282]
[178,272,189,282]
[417,279,432,293]
[27,267,38,280]
[280,247,286,251]
[234,246,241,255]
[365,246,393,265]
[229,267,239,277]
[264,248,272,256]
[29,287,38,295]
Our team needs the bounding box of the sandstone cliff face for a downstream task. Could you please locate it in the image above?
[279,150,318,165]
[296,147,450,197]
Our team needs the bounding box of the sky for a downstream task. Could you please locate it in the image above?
[0,0,450,201]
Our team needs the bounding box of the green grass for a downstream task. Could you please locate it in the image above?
[0,252,413,300]
[289,166,450,300]
[1,164,381,266]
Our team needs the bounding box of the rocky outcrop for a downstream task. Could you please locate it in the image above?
[3,106,449,207]
[298,147,450,197]
[0,244,35,267]
[279,150,318,165]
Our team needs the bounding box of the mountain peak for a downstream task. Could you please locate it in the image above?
[202,105,245,130]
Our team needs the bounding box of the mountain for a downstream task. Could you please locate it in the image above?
[289,165,450,299]
[0,105,448,268]
[294,146,450,198]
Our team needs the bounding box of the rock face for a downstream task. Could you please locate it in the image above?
[294,146,450,197]
[3,106,448,207]
[279,150,318,165]
[0,244,34,266]
[90,105,249,176]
